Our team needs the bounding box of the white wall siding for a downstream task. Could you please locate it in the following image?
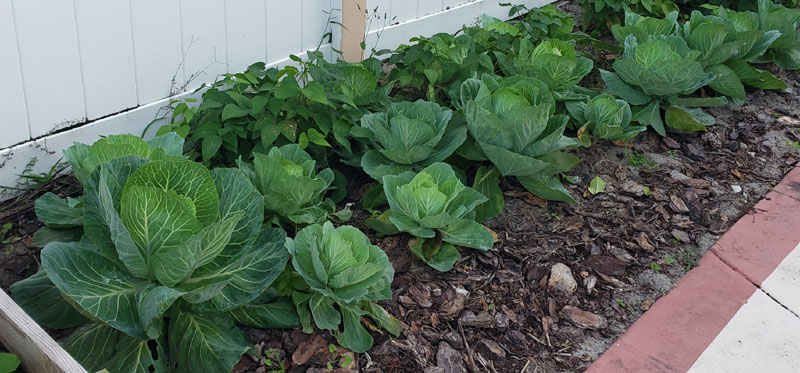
[225,0,267,74]
[13,0,86,139]
[74,0,138,119]
[179,0,227,86]
[366,0,550,53]
[0,0,28,147]
[130,0,184,104]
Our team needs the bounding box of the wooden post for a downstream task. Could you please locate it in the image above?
[0,289,86,373]
[341,0,367,62]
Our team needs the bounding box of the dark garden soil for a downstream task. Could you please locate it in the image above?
[2,8,800,373]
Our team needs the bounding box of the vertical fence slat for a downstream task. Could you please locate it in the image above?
[301,0,331,53]
[130,0,183,104]
[225,0,267,74]
[74,0,137,120]
[266,0,302,62]
[0,0,29,148]
[180,0,227,88]
[13,0,86,138]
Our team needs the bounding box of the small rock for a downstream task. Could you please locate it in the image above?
[669,195,690,213]
[548,263,578,296]
[561,305,608,330]
[620,180,645,196]
[434,342,464,373]
[731,185,742,193]
[476,339,506,360]
[671,229,691,243]
[460,310,494,328]
[634,232,655,252]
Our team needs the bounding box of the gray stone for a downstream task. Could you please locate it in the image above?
[548,263,577,296]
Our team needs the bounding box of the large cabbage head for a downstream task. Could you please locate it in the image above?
[16,150,291,373]
[460,75,580,202]
[286,221,398,353]
[354,100,466,181]
[382,162,493,271]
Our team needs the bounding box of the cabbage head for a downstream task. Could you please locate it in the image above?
[566,94,645,145]
[601,35,724,134]
[459,75,580,203]
[238,144,350,226]
[353,100,467,181]
[382,162,493,271]
[13,144,294,372]
[497,39,593,97]
[286,221,398,353]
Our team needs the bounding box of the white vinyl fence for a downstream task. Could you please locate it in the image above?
[0,0,552,195]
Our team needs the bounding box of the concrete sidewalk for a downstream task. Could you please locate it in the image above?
[588,167,800,373]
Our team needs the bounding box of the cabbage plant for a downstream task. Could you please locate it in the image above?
[458,75,580,203]
[601,35,724,134]
[352,100,466,181]
[238,144,350,226]
[381,162,494,271]
[32,133,186,249]
[497,39,593,99]
[286,221,398,353]
[750,0,800,70]
[566,94,646,145]
[13,143,294,372]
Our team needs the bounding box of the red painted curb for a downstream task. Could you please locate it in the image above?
[711,166,800,286]
[588,166,800,372]
[587,253,756,373]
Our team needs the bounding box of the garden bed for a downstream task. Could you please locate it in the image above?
[1,65,797,373]
[2,1,800,371]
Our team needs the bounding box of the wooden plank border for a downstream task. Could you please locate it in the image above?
[0,289,86,373]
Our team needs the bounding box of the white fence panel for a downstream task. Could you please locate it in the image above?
[366,0,552,53]
[74,0,138,119]
[180,0,227,86]
[130,0,184,104]
[13,0,86,139]
[226,0,267,74]
[0,0,28,147]
[267,0,303,62]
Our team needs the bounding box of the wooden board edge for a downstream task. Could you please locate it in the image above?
[0,289,87,373]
